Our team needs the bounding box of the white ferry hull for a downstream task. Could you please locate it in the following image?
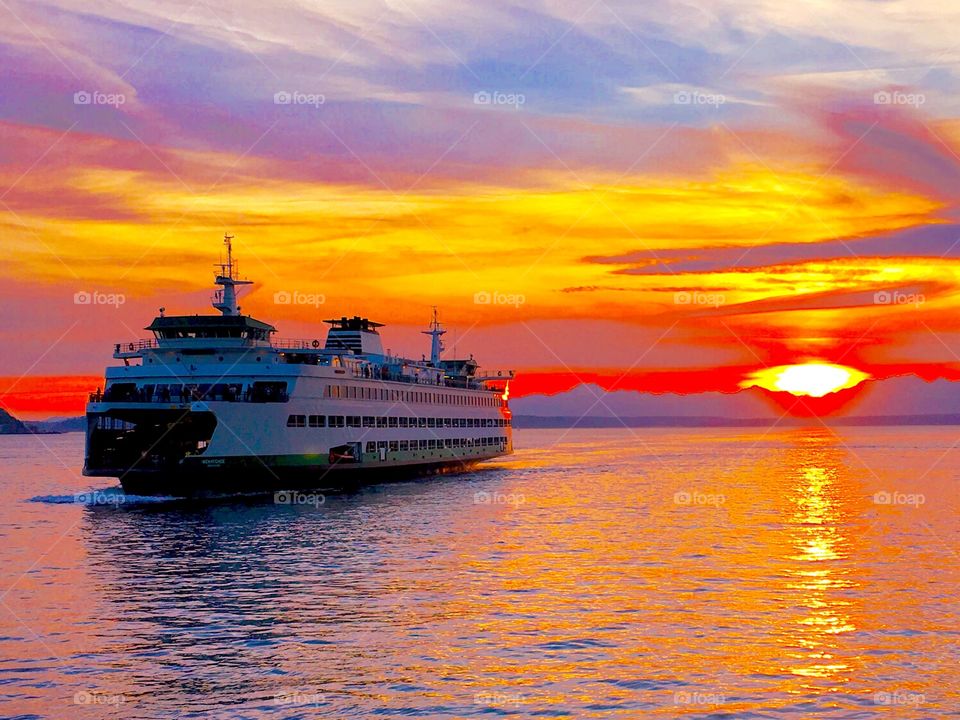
[85,387,513,497]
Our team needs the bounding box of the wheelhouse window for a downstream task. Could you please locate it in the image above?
[286,415,306,427]
[308,415,325,427]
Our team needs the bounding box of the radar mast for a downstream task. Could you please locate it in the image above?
[422,307,446,366]
[212,233,252,316]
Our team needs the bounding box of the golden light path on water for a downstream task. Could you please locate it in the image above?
[0,429,956,717]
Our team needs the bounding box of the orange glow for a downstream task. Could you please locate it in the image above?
[0,376,102,419]
[740,363,871,398]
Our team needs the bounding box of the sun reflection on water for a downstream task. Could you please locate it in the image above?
[781,432,858,682]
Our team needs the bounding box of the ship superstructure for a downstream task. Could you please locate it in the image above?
[84,236,513,496]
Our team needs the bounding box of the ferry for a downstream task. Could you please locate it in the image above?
[83,236,513,496]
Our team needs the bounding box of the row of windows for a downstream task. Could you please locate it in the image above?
[287,414,510,429]
[364,437,507,452]
[325,384,502,407]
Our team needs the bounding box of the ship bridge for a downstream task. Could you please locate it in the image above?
[147,315,276,341]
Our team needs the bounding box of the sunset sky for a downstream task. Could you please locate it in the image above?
[3,0,960,418]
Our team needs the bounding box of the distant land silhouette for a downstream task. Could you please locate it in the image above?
[6,375,960,433]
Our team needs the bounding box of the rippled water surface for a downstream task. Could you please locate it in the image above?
[1,428,958,718]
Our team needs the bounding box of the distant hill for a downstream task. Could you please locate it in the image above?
[26,416,86,433]
[510,377,960,423]
[514,414,960,428]
[0,408,30,434]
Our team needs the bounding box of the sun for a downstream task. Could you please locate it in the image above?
[740,362,871,398]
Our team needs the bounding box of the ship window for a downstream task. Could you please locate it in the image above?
[399,441,409,451]
[251,381,288,402]
[428,440,437,449]
[417,417,426,428]
[427,418,435,428]
[104,382,137,401]
[376,417,387,428]
[389,441,399,452]
[346,416,361,428]
[366,441,376,453]
[443,418,452,428]
[388,417,398,428]
[377,441,387,450]
[287,415,306,428]
[309,415,325,427]
[419,440,428,449]
[362,416,375,427]
[328,415,345,427]
[398,417,408,428]
[444,439,452,448]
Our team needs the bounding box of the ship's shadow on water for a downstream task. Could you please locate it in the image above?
[59,463,521,717]
[30,463,511,510]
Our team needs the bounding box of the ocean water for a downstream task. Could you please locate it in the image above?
[0,427,958,719]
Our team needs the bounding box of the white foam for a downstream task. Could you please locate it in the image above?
[29,487,179,505]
